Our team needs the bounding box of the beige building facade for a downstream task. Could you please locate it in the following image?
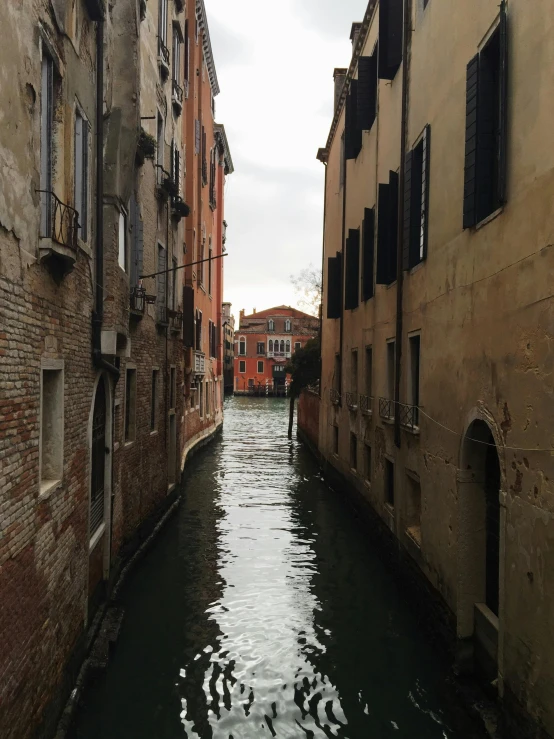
[315,1,554,736]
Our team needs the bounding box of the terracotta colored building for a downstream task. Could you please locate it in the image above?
[234,307,319,395]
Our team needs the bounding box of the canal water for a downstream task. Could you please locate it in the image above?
[74,396,481,739]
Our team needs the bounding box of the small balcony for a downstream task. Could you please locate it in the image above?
[38,190,79,278]
[172,79,183,115]
[168,309,183,333]
[379,397,395,422]
[267,351,291,359]
[193,351,206,375]
[329,388,341,406]
[129,286,146,318]
[359,394,373,415]
[399,402,419,432]
[171,196,190,221]
[156,166,178,200]
[346,392,358,411]
[156,305,169,328]
[158,37,170,80]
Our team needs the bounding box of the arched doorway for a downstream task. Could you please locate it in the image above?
[88,375,112,618]
[457,418,502,679]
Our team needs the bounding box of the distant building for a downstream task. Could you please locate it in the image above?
[222,302,235,393]
[234,306,319,395]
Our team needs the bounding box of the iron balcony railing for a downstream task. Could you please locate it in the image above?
[330,388,341,406]
[37,190,79,249]
[172,78,184,105]
[359,394,373,414]
[399,402,419,431]
[157,305,169,327]
[379,397,395,421]
[155,165,178,197]
[346,392,358,410]
[158,37,170,68]
[130,285,146,314]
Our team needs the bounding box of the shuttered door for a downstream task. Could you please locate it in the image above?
[498,1,508,205]
[357,56,377,131]
[326,254,342,319]
[402,150,413,272]
[388,170,399,284]
[183,285,194,346]
[421,124,431,261]
[463,54,479,228]
[345,229,360,311]
[379,0,403,80]
[345,81,362,160]
[362,207,375,301]
[376,183,390,284]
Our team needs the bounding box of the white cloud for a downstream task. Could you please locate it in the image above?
[207,0,367,321]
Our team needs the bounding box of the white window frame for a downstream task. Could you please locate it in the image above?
[74,107,89,243]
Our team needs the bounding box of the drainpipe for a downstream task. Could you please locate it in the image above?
[393,0,411,448]
[92,14,120,379]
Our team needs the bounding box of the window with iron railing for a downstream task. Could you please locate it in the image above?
[346,391,358,410]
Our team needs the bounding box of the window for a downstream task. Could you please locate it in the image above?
[150,369,159,430]
[257,342,265,354]
[357,51,378,131]
[365,444,372,482]
[239,337,246,355]
[294,342,301,352]
[158,0,168,47]
[378,0,403,81]
[345,81,362,160]
[239,360,246,373]
[326,251,343,319]
[198,239,205,285]
[125,368,136,442]
[350,433,357,471]
[339,133,345,189]
[170,366,176,409]
[385,459,395,507]
[201,126,207,186]
[464,12,508,229]
[386,341,395,402]
[345,228,360,310]
[208,245,213,295]
[268,340,273,353]
[333,353,341,392]
[406,475,422,547]
[333,425,339,455]
[74,111,89,242]
[157,113,164,180]
[184,20,190,87]
[171,256,178,310]
[195,119,201,155]
[157,244,166,317]
[118,210,127,271]
[172,24,181,83]
[404,126,431,270]
[40,365,63,492]
[199,381,204,417]
[365,346,373,397]
[376,171,399,286]
[257,361,264,373]
[409,335,421,425]
[285,340,291,354]
[362,207,375,301]
[279,340,284,353]
[195,310,202,351]
[268,319,275,331]
[285,319,291,332]
[351,350,358,394]
[248,378,254,388]
[40,52,54,237]
[209,147,217,208]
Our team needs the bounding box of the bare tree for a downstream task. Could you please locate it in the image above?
[290,264,322,317]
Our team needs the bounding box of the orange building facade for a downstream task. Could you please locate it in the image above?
[234,307,319,395]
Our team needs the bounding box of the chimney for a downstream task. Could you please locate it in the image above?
[333,68,347,113]
[239,308,245,326]
[253,308,256,314]
[350,22,362,51]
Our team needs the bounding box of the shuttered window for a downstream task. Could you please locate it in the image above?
[344,229,360,311]
[376,171,399,285]
[326,252,343,319]
[378,0,403,81]
[403,125,431,271]
[357,53,377,131]
[362,207,375,301]
[345,80,362,160]
[183,285,194,346]
[463,4,507,228]
[129,194,143,286]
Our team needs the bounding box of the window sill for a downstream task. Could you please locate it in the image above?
[475,206,504,231]
[361,409,373,417]
[77,238,93,258]
[124,439,135,448]
[401,424,420,436]
[150,429,158,436]
[39,478,62,499]
[364,480,372,490]
[89,522,106,553]
[406,525,422,549]
[382,417,395,426]
[408,260,425,276]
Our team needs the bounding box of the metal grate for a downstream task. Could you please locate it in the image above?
[346,391,358,410]
[37,190,79,249]
[399,402,419,430]
[379,397,394,420]
[330,388,341,406]
[158,37,170,66]
[359,394,373,414]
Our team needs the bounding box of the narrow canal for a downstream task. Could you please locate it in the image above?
[74,396,482,739]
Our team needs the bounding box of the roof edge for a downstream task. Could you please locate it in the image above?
[214,123,234,174]
[196,0,220,96]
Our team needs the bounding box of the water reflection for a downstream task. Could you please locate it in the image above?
[74,397,480,738]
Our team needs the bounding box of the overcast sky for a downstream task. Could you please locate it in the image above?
[207,0,366,321]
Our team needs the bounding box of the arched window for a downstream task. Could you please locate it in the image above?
[239,337,246,355]
[285,319,291,332]
[268,319,275,331]
[285,340,291,353]
[280,340,285,353]
[269,339,273,352]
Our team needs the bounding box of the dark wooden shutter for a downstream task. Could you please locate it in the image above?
[345,229,360,311]
[376,183,390,284]
[379,0,403,80]
[345,81,362,160]
[402,149,413,272]
[421,124,431,261]
[463,54,479,228]
[362,207,375,301]
[357,56,377,131]
[326,254,342,319]
[388,170,399,284]
[183,285,194,346]
[498,1,508,205]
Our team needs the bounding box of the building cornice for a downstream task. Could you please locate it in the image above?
[319,0,378,159]
[196,0,220,96]
[214,123,234,174]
